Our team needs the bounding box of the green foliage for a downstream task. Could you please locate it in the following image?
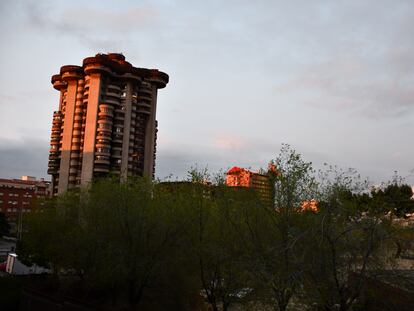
[17,146,409,311]
[19,177,200,310]
[371,183,414,218]
[302,167,397,311]
[192,184,260,311]
[271,144,317,212]
[179,168,262,311]
[245,144,318,311]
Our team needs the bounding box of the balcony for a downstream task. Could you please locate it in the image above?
[138,94,152,102]
[103,98,119,106]
[95,141,109,150]
[93,165,110,173]
[139,86,152,94]
[106,91,121,99]
[113,115,124,122]
[84,63,112,75]
[98,110,114,118]
[137,101,151,108]
[137,107,151,115]
[97,119,113,126]
[107,84,121,92]
[94,157,110,165]
[95,148,111,157]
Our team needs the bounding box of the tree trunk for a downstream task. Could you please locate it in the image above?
[274,288,291,311]
[277,300,289,311]
[209,304,219,311]
[127,279,144,310]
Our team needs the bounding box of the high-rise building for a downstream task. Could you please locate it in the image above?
[47,53,168,195]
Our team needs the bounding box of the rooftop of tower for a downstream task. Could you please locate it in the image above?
[51,53,169,89]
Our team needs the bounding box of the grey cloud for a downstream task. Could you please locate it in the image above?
[0,138,49,179]
[275,52,414,119]
[156,147,240,180]
[155,140,274,180]
[265,1,414,119]
[19,0,157,51]
[155,138,334,181]
[1,0,413,187]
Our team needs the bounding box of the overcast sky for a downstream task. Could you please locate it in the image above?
[0,0,413,184]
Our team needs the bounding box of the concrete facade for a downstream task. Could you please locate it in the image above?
[48,53,168,195]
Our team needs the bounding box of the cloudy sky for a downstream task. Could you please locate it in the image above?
[0,0,413,184]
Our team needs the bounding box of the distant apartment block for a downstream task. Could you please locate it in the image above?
[48,53,169,195]
[0,176,51,223]
[226,165,318,211]
[226,166,274,204]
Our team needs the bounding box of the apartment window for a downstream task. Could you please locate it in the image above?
[7,208,11,212]
[98,123,111,129]
[97,147,110,154]
[96,155,108,161]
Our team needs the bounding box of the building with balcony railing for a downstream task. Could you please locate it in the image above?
[48,53,168,195]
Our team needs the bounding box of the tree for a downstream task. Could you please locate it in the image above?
[19,177,199,310]
[301,167,397,311]
[185,169,258,311]
[247,144,317,311]
[369,180,414,261]
[371,183,414,219]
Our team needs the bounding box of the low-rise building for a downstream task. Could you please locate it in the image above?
[0,176,51,229]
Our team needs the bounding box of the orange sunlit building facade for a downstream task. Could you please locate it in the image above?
[226,165,318,211]
[48,53,168,195]
[226,166,274,205]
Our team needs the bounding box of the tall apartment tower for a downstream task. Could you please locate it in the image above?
[47,53,168,195]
